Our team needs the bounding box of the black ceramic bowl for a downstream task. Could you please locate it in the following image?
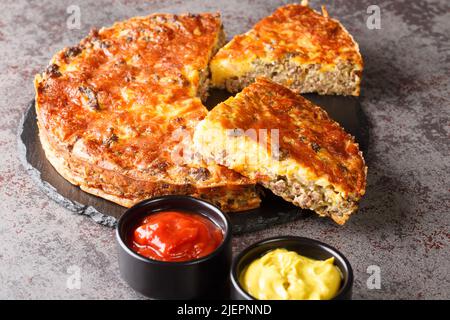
[116,196,232,299]
[231,236,353,300]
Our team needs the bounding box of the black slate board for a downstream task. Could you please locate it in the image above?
[18,92,369,234]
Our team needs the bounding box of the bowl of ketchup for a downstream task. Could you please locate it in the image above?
[116,195,232,299]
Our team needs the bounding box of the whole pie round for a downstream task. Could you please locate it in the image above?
[34,13,261,212]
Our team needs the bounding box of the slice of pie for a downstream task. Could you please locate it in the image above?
[194,78,367,224]
[34,13,261,212]
[210,2,363,96]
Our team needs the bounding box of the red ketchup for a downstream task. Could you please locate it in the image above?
[130,211,223,262]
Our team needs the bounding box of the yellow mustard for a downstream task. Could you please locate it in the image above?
[240,248,341,300]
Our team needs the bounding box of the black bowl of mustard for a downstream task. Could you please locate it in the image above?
[116,195,232,299]
[231,236,353,300]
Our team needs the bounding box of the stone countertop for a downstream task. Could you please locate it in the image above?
[1,0,448,299]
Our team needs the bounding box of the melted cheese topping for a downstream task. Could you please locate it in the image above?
[195,78,366,198]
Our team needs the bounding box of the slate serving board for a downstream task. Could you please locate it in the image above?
[18,91,369,234]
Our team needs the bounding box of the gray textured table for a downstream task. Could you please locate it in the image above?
[1,0,449,299]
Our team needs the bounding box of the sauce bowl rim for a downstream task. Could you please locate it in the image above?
[230,235,354,300]
[116,195,232,266]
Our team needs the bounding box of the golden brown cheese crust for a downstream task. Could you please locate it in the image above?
[203,78,366,199]
[35,13,260,212]
[214,4,362,65]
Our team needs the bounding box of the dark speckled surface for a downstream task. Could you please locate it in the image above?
[2,0,449,299]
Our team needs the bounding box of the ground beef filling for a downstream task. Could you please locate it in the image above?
[222,58,360,96]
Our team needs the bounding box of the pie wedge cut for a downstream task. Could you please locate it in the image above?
[210,2,363,96]
[194,78,367,224]
[34,13,261,212]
